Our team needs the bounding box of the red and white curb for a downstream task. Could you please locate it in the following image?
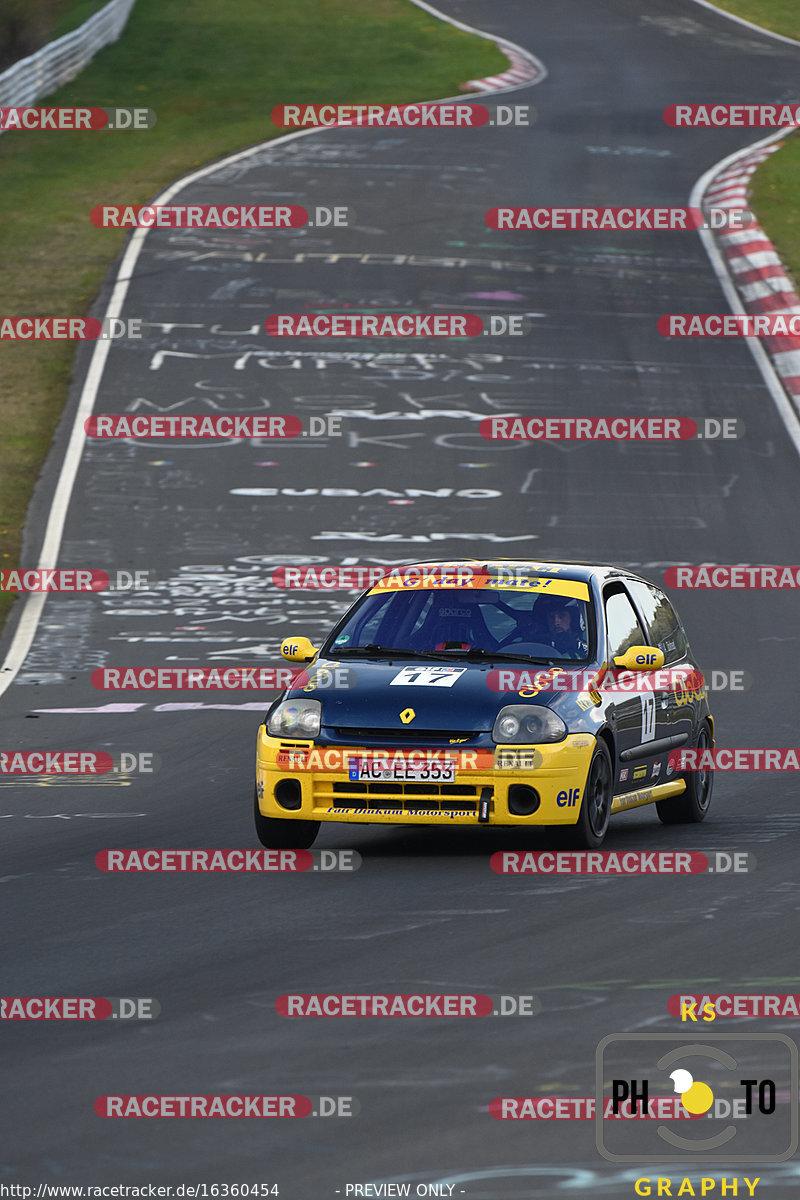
[702,138,800,410]
[463,41,544,92]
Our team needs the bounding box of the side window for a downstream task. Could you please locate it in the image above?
[355,598,394,644]
[604,588,647,660]
[626,580,687,665]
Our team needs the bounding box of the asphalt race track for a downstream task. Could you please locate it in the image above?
[2,0,800,1194]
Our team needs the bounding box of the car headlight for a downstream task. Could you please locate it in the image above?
[492,704,567,744]
[267,698,321,738]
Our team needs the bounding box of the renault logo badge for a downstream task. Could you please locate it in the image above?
[400,708,415,724]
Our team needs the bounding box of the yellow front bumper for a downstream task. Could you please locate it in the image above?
[255,727,596,827]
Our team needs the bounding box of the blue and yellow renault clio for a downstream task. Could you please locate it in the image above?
[254,560,714,849]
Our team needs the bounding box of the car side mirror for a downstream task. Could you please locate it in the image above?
[613,645,665,671]
[281,636,319,663]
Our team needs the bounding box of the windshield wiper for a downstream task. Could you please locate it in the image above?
[331,644,446,659]
[433,647,557,664]
[332,644,557,664]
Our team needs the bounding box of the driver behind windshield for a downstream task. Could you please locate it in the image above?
[535,596,588,659]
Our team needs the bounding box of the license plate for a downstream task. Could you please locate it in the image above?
[349,758,455,783]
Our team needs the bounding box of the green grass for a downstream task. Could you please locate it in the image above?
[50,0,108,41]
[0,0,505,631]
[749,130,800,289]
[703,6,800,299]
[704,0,800,40]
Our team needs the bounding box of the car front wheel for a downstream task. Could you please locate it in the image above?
[560,740,613,849]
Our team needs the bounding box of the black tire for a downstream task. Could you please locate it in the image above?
[656,721,713,825]
[559,740,613,849]
[253,785,320,849]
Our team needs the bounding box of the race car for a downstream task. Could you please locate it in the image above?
[253,560,714,849]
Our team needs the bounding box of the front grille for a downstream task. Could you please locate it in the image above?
[331,782,477,797]
[315,781,490,815]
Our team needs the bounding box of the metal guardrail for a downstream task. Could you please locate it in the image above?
[0,0,136,112]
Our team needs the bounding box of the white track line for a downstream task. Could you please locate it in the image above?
[0,0,545,702]
[687,0,800,47]
[690,128,800,460]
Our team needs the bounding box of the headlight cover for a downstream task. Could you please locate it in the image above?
[492,704,567,745]
[267,698,321,738]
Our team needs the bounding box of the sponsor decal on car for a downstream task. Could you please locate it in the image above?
[389,665,467,688]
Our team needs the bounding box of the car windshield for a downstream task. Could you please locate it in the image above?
[325,585,592,663]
